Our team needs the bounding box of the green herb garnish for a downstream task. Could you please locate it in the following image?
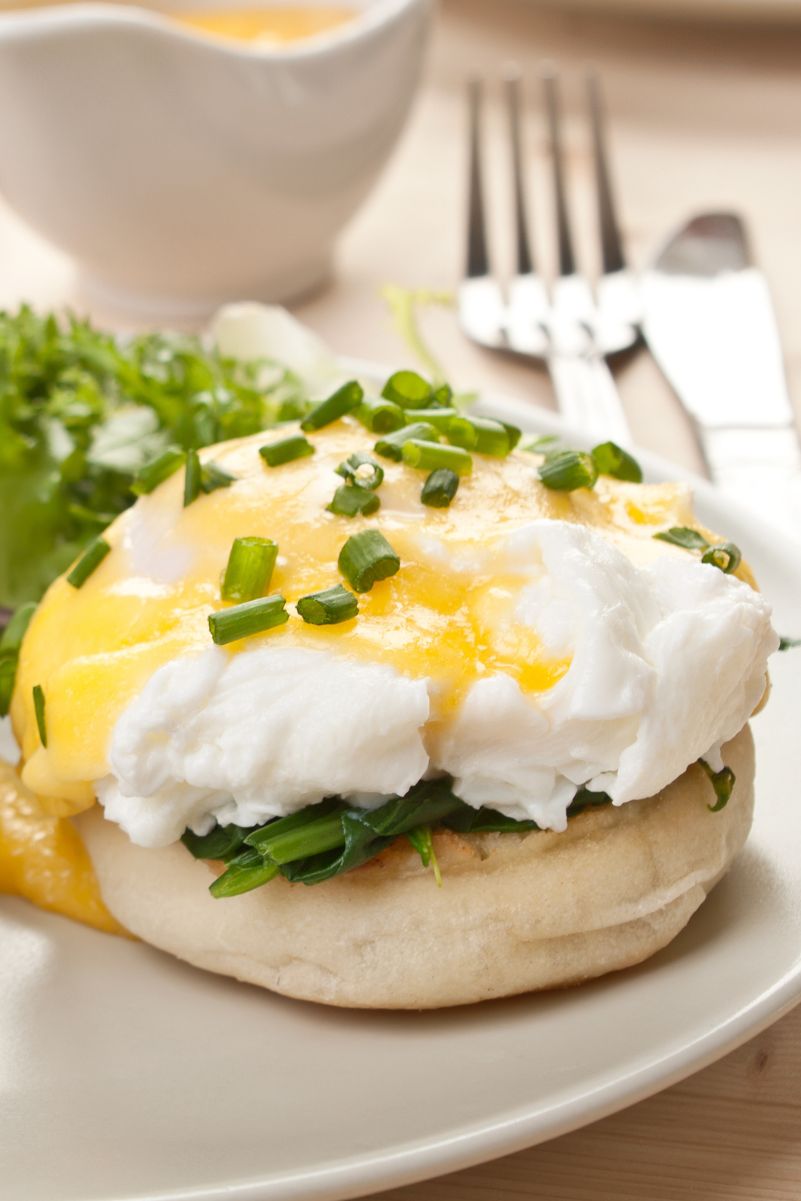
[354,398,406,434]
[653,527,742,575]
[296,584,359,626]
[447,415,515,457]
[538,449,598,491]
[654,527,710,551]
[221,537,278,603]
[381,369,432,409]
[421,467,460,508]
[701,542,741,574]
[66,536,111,588]
[591,441,643,483]
[778,635,801,652]
[0,602,37,716]
[373,422,439,462]
[132,447,186,495]
[401,439,473,475]
[183,449,202,507]
[335,452,384,491]
[300,380,363,432]
[326,485,381,518]
[258,434,315,468]
[208,595,288,645]
[32,683,47,747]
[209,846,281,898]
[338,529,400,592]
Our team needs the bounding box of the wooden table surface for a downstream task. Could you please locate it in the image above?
[1,1,800,1196]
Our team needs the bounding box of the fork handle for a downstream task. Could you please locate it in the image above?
[547,353,632,447]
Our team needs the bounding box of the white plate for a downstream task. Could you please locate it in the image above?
[524,0,801,21]
[2,395,800,1201]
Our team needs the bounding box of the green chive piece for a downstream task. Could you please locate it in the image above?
[778,635,801,652]
[259,434,315,468]
[183,448,202,507]
[209,847,280,898]
[538,450,598,491]
[66,536,111,588]
[403,407,459,431]
[1,603,36,653]
[381,369,431,408]
[401,439,473,476]
[208,595,288,645]
[0,603,37,718]
[335,452,384,491]
[32,683,47,747]
[421,468,460,508]
[200,463,236,494]
[338,529,400,593]
[326,485,381,518]
[591,441,643,483]
[132,447,186,496]
[429,383,454,408]
[702,542,742,574]
[522,434,560,454]
[502,422,522,451]
[221,537,278,602]
[296,584,359,626]
[699,759,736,812]
[354,397,406,434]
[446,415,512,457]
[373,422,439,462]
[300,380,364,432]
[654,527,710,551]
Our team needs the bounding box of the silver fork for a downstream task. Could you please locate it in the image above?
[459,68,640,445]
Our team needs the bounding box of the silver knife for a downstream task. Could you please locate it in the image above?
[642,212,801,536]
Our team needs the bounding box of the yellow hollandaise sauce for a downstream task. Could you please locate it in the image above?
[0,759,124,934]
[172,5,354,44]
[4,417,738,928]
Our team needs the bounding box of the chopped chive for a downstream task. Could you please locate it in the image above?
[523,434,560,454]
[296,584,359,626]
[381,369,431,408]
[699,759,736,812]
[183,448,202,506]
[200,463,236,494]
[66,536,111,588]
[779,635,801,651]
[132,447,186,496]
[300,380,364,432]
[259,434,315,468]
[209,847,280,898]
[654,527,710,551]
[335,452,384,491]
[221,537,278,602]
[208,595,288,645]
[446,415,512,457]
[401,439,473,475]
[0,602,37,653]
[326,485,381,518]
[591,441,643,483]
[702,542,742,574]
[421,467,460,508]
[538,450,598,491]
[501,422,522,451]
[403,407,459,431]
[32,683,47,747]
[338,529,400,593]
[373,421,439,462]
[429,383,454,408]
[354,397,406,434]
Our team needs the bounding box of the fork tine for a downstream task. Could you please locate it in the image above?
[586,70,626,275]
[542,68,577,278]
[466,79,490,279]
[504,71,534,277]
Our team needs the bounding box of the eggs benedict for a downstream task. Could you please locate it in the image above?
[2,322,777,1007]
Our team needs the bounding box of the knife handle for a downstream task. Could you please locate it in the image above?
[547,353,632,447]
[701,426,801,539]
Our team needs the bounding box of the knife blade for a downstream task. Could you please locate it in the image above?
[642,212,801,536]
